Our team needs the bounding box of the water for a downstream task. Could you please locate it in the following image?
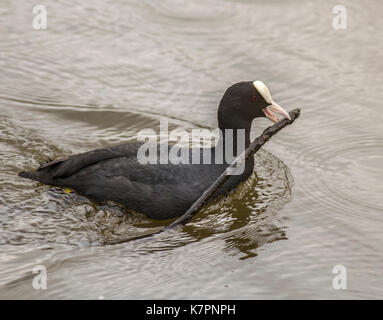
[0,0,382,299]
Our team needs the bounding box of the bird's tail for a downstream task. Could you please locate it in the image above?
[18,157,66,184]
[19,170,35,179]
[18,170,46,183]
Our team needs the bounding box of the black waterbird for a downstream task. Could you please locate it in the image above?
[19,81,290,219]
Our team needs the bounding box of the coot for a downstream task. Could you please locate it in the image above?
[19,81,290,219]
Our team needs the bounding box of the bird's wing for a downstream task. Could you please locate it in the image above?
[38,143,141,179]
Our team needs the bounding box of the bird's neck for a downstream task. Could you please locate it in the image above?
[217,100,253,155]
[216,125,251,156]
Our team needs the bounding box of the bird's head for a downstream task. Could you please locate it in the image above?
[218,81,290,129]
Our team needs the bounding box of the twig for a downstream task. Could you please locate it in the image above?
[105,108,301,245]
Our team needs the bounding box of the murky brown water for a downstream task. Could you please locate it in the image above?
[1,0,382,299]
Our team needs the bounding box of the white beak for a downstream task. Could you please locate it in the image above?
[263,101,291,123]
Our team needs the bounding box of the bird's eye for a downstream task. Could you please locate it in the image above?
[252,95,258,102]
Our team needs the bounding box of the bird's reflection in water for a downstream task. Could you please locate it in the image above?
[222,219,288,260]
[182,156,292,259]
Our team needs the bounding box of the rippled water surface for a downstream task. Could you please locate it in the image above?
[1,0,382,299]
